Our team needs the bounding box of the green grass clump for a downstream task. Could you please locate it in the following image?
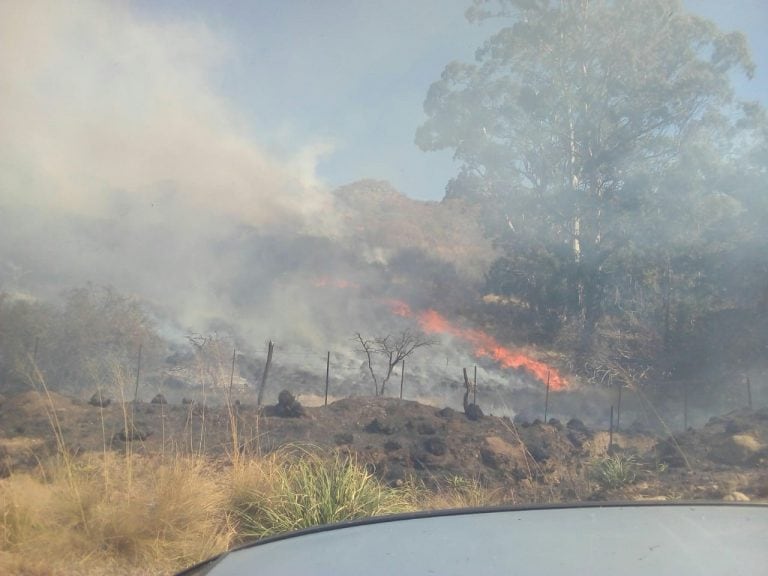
[232,448,412,539]
[590,453,639,490]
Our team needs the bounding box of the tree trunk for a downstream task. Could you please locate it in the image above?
[663,254,673,351]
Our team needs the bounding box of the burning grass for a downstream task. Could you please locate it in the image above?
[387,299,568,389]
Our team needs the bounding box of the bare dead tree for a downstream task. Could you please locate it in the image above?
[356,333,379,396]
[356,330,435,396]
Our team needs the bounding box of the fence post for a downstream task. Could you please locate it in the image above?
[133,343,142,402]
[609,405,614,452]
[228,346,236,400]
[256,340,274,407]
[324,351,330,406]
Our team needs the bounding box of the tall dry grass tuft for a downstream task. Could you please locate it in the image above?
[420,475,507,510]
[0,454,235,575]
[6,356,237,574]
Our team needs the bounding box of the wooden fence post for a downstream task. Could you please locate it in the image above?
[256,340,274,407]
[133,343,142,402]
[325,351,330,406]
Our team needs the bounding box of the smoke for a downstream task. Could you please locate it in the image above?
[0,0,337,336]
[0,1,572,411]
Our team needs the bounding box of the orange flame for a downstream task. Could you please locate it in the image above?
[387,299,567,390]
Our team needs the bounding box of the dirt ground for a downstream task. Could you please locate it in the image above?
[0,389,765,503]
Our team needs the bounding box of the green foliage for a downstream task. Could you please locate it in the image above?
[486,246,573,340]
[0,286,166,394]
[0,294,52,387]
[590,454,639,490]
[422,0,768,382]
[232,449,410,539]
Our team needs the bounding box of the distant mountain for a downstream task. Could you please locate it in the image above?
[331,180,497,281]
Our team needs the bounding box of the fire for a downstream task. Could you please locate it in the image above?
[311,277,358,289]
[387,299,567,390]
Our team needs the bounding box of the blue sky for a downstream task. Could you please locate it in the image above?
[129,1,768,201]
[3,1,765,210]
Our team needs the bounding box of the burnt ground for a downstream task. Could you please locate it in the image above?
[0,389,765,504]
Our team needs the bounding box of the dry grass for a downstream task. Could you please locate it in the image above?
[420,475,507,510]
[0,454,235,575]
[0,367,501,575]
[0,446,505,575]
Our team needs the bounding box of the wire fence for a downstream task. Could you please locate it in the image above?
[20,335,765,434]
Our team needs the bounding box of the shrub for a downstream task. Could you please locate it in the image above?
[231,448,411,540]
[590,454,639,490]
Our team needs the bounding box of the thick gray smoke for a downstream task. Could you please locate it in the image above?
[0,1,513,407]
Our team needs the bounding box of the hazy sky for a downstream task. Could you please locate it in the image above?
[3,0,766,209]
[128,0,768,201]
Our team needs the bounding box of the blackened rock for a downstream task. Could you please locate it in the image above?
[364,418,397,435]
[410,450,434,470]
[480,447,502,469]
[725,420,748,434]
[384,439,402,451]
[567,430,588,449]
[528,444,550,462]
[464,404,484,421]
[151,393,167,405]
[567,418,590,433]
[334,432,354,446]
[384,463,407,487]
[437,407,456,418]
[114,427,151,442]
[274,390,305,417]
[89,392,111,407]
[417,422,437,435]
[424,437,447,456]
[709,434,764,465]
[548,418,563,431]
[656,438,688,467]
[513,413,530,426]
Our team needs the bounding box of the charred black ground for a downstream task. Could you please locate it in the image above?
[1,390,765,503]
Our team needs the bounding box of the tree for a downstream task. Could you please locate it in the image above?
[417,0,759,358]
[356,330,435,396]
[0,293,52,389]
